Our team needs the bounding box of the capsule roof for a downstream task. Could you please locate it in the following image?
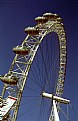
[24,27,39,35]
[35,16,48,24]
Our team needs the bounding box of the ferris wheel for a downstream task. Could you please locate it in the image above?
[0,12,70,121]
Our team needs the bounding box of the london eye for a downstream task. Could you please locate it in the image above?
[0,12,69,121]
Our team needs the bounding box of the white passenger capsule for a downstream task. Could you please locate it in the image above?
[24,27,39,35]
[57,17,63,22]
[13,45,30,55]
[0,74,18,86]
[35,16,48,24]
[43,13,59,20]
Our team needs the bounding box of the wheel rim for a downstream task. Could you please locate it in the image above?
[17,32,60,121]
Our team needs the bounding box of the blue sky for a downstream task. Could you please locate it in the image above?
[0,0,78,121]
